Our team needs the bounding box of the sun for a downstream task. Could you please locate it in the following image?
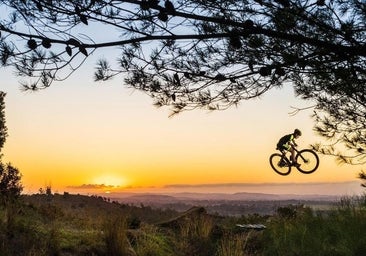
[92,174,127,188]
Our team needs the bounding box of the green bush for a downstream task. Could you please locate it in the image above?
[103,216,135,256]
[262,197,366,256]
[130,224,174,256]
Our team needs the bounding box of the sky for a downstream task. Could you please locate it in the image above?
[1,61,364,196]
[0,3,365,197]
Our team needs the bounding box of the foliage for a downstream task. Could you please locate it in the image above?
[129,224,174,256]
[103,216,134,256]
[217,232,247,256]
[0,91,23,206]
[0,162,23,207]
[0,91,7,152]
[263,199,366,256]
[358,170,366,188]
[0,0,365,163]
[1,193,366,255]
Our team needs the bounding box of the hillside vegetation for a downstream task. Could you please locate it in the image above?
[0,193,365,256]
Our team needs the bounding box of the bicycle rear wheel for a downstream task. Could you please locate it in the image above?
[269,153,291,176]
[295,149,319,174]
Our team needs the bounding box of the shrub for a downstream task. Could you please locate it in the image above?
[217,232,246,256]
[0,163,23,207]
[103,216,135,256]
[262,199,366,256]
[130,224,173,256]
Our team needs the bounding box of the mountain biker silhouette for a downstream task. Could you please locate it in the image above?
[277,129,302,167]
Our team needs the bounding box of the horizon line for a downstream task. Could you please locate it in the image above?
[66,180,362,190]
[163,180,360,188]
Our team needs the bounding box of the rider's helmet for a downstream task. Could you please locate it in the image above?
[294,129,302,136]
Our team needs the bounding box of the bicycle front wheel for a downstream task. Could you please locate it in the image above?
[269,153,291,176]
[295,149,319,174]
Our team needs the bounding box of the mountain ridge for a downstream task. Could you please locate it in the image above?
[107,191,339,204]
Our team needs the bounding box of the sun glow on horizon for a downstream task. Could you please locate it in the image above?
[91,174,129,188]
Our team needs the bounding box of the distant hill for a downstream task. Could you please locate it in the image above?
[108,191,339,203]
[104,191,339,216]
[21,193,180,224]
[23,191,339,217]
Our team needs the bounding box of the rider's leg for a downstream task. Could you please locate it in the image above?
[279,149,287,165]
[290,147,295,163]
[290,147,300,166]
[280,149,286,159]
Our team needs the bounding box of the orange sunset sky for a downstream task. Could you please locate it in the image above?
[0,1,365,196]
[1,60,365,196]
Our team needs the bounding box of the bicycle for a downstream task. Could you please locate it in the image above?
[269,146,319,176]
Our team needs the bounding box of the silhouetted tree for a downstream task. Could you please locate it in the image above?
[0,92,8,153]
[0,92,22,233]
[359,171,366,188]
[0,163,23,207]
[0,92,22,207]
[0,1,365,164]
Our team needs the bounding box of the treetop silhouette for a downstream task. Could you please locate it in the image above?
[0,0,365,164]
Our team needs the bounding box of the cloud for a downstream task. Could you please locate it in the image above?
[164,181,359,188]
[68,181,361,191]
[65,181,363,196]
[163,181,360,188]
[161,181,363,196]
[67,184,120,190]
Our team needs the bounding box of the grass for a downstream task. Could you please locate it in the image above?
[129,224,174,256]
[262,200,366,256]
[217,232,247,256]
[0,193,365,255]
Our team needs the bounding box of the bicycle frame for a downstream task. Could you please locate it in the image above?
[294,147,309,163]
[279,146,298,164]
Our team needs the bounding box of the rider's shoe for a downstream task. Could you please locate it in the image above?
[278,160,286,167]
[292,162,301,167]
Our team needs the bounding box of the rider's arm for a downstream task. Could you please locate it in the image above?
[289,139,297,148]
